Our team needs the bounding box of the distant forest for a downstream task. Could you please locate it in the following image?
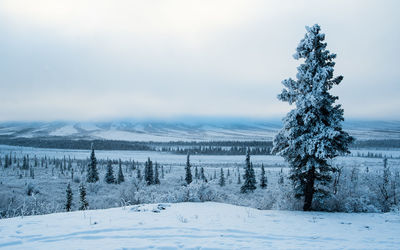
[0,136,399,154]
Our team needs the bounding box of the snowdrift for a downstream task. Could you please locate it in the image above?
[1,202,399,249]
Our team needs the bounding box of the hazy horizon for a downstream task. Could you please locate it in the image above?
[1,0,399,121]
[1,115,399,124]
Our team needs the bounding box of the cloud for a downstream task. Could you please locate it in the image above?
[0,0,399,121]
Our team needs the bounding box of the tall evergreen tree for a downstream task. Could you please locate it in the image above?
[195,166,199,180]
[185,153,192,185]
[68,157,72,171]
[65,183,73,212]
[278,168,285,184]
[22,156,28,170]
[10,153,13,166]
[137,167,142,180]
[104,160,115,184]
[30,166,35,179]
[241,149,256,193]
[161,165,165,179]
[117,163,125,184]
[260,164,267,189]
[200,167,207,182]
[87,144,99,183]
[145,158,154,185]
[79,183,89,210]
[380,157,391,212]
[219,168,225,187]
[272,24,353,211]
[4,155,8,168]
[154,162,160,184]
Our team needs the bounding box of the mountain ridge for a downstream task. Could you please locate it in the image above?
[0,119,399,142]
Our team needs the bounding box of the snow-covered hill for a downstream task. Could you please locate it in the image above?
[0,119,399,141]
[1,202,399,249]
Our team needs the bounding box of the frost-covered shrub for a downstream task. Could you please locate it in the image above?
[73,175,81,183]
[1,153,399,218]
[119,186,137,205]
[25,183,39,196]
[196,183,217,202]
[270,185,301,211]
[87,182,101,194]
[312,165,399,212]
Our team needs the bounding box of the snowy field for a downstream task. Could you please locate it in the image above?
[0,202,399,249]
[1,144,399,168]
[1,143,400,219]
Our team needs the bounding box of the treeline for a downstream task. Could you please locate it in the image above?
[1,135,400,154]
[351,139,400,149]
[159,146,272,155]
[350,151,399,159]
[0,136,151,151]
[155,141,273,147]
[0,136,273,154]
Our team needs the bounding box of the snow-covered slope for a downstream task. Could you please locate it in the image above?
[0,119,399,142]
[1,202,399,249]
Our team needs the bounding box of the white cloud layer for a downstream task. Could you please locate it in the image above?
[0,0,399,121]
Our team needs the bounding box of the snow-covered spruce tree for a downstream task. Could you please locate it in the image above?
[200,167,207,182]
[185,153,192,185]
[272,24,354,211]
[104,160,115,184]
[195,166,199,180]
[4,155,8,168]
[260,164,267,189]
[22,156,28,170]
[144,157,154,185]
[380,157,391,212]
[29,166,34,179]
[137,167,142,180]
[87,144,99,183]
[65,183,73,212]
[79,183,89,210]
[68,157,72,171]
[219,168,225,187]
[240,149,256,193]
[154,162,160,185]
[117,163,125,184]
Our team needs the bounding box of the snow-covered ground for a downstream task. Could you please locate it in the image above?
[0,202,399,249]
[1,145,399,171]
[48,125,78,137]
[2,120,400,141]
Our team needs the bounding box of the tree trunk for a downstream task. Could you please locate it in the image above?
[303,167,315,211]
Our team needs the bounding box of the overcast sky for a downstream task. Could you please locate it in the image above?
[0,0,399,121]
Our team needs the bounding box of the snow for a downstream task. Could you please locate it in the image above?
[0,202,399,249]
[0,144,286,165]
[49,125,78,136]
[90,127,274,142]
[77,123,101,132]
[1,144,399,169]
[93,129,186,142]
[1,120,400,141]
